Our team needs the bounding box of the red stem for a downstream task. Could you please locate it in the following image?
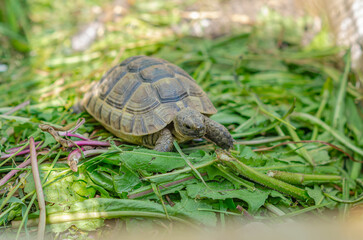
[69,140,110,147]
[59,132,89,141]
[67,147,84,163]
[68,118,85,133]
[5,141,43,154]
[1,145,42,160]
[3,100,30,116]
[0,159,31,187]
[253,140,357,162]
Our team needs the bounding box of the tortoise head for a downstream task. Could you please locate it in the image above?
[174,108,206,138]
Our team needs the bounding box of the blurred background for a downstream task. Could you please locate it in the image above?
[1,0,363,105]
[1,0,362,104]
[1,1,363,239]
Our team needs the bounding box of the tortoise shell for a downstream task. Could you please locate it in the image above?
[83,55,217,136]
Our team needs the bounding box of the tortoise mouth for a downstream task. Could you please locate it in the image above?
[173,122,206,138]
[193,128,206,138]
[182,126,206,138]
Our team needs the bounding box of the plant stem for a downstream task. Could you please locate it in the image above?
[0,142,43,187]
[332,51,350,130]
[215,164,255,190]
[324,192,363,204]
[18,145,62,202]
[0,143,29,163]
[341,178,350,219]
[0,157,30,188]
[151,183,170,220]
[11,211,193,228]
[29,137,46,240]
[275,126,314,166]
[286,123,315,166]
[350,155,362,180]
[15,194,37,240]
[253,93,296,130]
[67,118,85,133]
[129,173,206,199]
[5,141,42,153]
[234,136,291,145]
[216,150,311,201]
[144,159,217,181]
[292,112,363,157]
[311,78,331,140]
[267,170,341,185]
[67,147,84,172]
[259,202,335,219]
[253,140,356,162]
[58,132,89,140]
[3,100,30,115]
[0,180,23,211]
[69,140,110,147]
[264,203,286,217]
[173,141,208,187]
[0,146,44,160]
[254,164,308,171]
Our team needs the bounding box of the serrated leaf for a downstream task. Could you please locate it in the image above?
[41,131,57,148]
[186,181,268,213]
[306,184,336,208]
[173,191,217,226]
[118,149,205,173]
[237,146,259,160]
[113,165,141,193]
[269,190,293,206]
[25,167,93,203]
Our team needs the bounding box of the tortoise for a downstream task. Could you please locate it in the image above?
[81,55,234,152]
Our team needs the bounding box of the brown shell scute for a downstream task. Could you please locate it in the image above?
[83,55,217,136]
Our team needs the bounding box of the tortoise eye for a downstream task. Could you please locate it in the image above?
[185,125,191,130]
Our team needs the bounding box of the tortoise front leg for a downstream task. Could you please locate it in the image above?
[153,128,174,152]
[203,116,234,150]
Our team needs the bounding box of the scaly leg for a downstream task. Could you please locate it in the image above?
[153,128,174,152]
[203,116,234,150]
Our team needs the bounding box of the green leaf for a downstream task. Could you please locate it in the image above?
[87,168,114,191]
[173,191,217,226]
[237,146,259,160]
[37,197,217,229]
[113,165,141,194]
[0,197,27,224]
[306,185,335,207]
[210,111,246,125]
[119,149,197,173]
[41,132,57,148]
[187,181,269,213]
[42,172,84,203]
[72,180,96,198]
[269,190,293,206]
[25,167,93,203]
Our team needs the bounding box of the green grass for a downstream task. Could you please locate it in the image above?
[0,0,363,238]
